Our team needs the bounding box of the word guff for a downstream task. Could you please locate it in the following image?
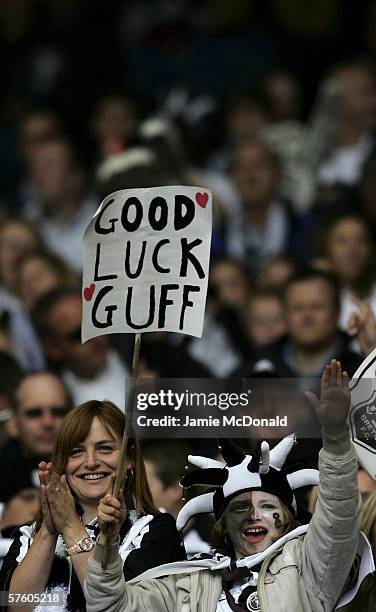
[88,193,207,332]
[90,283,201,331]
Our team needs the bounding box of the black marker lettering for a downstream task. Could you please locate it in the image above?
[158,284,179,327]
[94,243,117,281]
[180,285,200,330]
[91,286,117,328]
[125,285,155,329]
[121,197,143,231]
[152,239,170,273]
[148,197,168,231]
[180,238,205,279]
[124,241,146,279]
[94,199,118,234]
[174,195,195,230]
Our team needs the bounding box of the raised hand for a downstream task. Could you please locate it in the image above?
[305,359,350,436]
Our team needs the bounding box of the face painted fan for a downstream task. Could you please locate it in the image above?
[176,435,319,530]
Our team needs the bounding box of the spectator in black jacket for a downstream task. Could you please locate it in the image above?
[239,270,363,468]
[226,139,296,277]
[246,269,363,379]
[0,372,72,535]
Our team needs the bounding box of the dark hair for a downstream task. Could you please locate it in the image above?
[209,257,253,298]
[17,106,63,143]
[231,137,281,174]
[361,151,376,185]
[90,93,139,122]
[31,286,80,339]
[327,57,375,80]
[141,439,191,488]
[0,216,46,252]
[12,371,73,414]
[97,154,181,201]
[247,290,283,306]
[282,268,341,311]
[0,351,24,399]
[261,254,298,276]
[210,256,253,281]
[27,135,85,174]
[316,211,370,254]
[17,250,79,294]
[318,212,375,295]
[225,88,271,119]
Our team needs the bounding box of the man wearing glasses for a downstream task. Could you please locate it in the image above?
[0,372,71,536]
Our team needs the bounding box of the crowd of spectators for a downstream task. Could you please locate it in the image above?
[0,2,376,601]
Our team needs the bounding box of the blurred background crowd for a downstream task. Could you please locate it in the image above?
[1,0,376,570]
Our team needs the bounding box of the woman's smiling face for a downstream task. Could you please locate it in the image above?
[66,417,121,506]
[224,490,286,558]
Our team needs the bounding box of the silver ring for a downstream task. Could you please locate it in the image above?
[55,486,60,492]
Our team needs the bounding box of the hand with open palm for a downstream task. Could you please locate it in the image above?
[305,359,350,437]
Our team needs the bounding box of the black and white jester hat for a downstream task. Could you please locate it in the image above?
[176,434,319,530]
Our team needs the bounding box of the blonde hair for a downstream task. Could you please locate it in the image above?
[307,485,318,514]
[362,488,376,538]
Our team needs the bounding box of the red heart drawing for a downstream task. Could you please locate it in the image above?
[195,192,208,208]
[83,283,96,301]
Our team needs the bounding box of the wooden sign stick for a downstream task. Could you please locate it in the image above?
[101,332,142,569]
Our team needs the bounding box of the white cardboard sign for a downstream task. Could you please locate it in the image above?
[349,347,376,479]
[82,186,212,342]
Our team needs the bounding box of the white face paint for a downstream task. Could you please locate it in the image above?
[224,490,287,558]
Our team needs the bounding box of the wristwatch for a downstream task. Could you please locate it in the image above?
[66,536,94,556]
